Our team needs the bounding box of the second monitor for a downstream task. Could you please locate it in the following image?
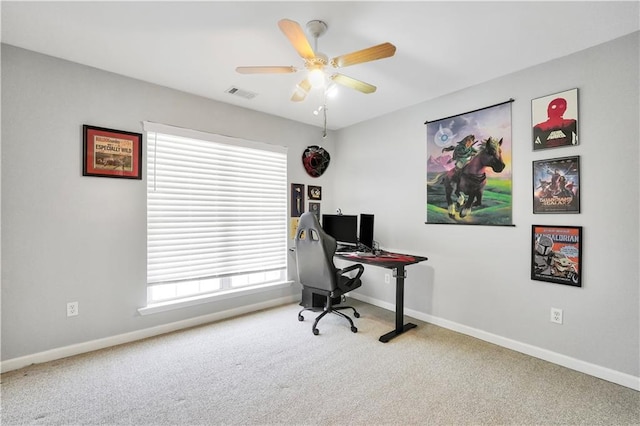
[359,213,375,251]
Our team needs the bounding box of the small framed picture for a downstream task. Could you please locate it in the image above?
[83,125,142,179]
[291,183,305,217]
[307,185,322,201]
[533,156,580,213]
[309,202,321,219]
[532,88,578,151]
[308,185,322,200]
[532,225,582,287]
[289,218,300,240]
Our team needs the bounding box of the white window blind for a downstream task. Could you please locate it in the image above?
[144,122,288,290]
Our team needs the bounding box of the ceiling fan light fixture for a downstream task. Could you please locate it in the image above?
[308,68,325,88]
[238,18,396,103]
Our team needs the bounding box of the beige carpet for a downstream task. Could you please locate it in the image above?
[1,300,638,425]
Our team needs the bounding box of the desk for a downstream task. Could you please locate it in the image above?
[335,251,428,342]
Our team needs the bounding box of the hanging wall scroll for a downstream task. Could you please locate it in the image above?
[425,100,514,226]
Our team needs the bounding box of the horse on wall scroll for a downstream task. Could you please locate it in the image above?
[425,101,513,226]
[428,136,505,219]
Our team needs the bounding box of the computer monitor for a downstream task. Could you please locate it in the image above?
[322,214,358,247]
[359,214,375,251]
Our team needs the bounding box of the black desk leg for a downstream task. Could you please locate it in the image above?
[379,265,417,343]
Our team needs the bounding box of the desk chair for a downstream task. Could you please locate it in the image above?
[294,212,364,335]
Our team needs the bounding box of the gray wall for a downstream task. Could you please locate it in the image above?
[2,32,639,385]
[1,44,334,361]
[334,32,639,379]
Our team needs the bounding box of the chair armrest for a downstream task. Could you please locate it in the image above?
[335,263,364,294]
[337,263,364,279]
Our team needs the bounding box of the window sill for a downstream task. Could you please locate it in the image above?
[138,280,294,316]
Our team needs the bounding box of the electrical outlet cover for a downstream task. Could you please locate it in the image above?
[67,302,79,317]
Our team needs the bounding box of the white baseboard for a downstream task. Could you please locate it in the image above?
[4,293,638,392]
[1,295,298,374]
[352,293,640,391]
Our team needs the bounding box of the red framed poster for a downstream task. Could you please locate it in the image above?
[532,88,579,151]
[83,125,142,179]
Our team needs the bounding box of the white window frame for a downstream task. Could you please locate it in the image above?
[139,122,291,314]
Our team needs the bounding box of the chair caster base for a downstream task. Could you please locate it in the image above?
[298,303,359,336]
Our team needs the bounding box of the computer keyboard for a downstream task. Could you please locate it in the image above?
[336,246,357,253]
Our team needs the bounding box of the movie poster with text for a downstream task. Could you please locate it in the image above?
[532,88,578,151]
[532,225,582,287]
[533,156,580,213]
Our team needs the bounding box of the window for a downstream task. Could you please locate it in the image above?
[144,122,288,306]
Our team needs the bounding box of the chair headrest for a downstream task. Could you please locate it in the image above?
[295,212,335,253]
[298,211,321,231]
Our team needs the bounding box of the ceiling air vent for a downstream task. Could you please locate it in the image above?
[225,86,257,100]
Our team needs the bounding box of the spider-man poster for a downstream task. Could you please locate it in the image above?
[532,88,579,151]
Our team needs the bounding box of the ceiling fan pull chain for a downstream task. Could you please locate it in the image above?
[323,104,328,139]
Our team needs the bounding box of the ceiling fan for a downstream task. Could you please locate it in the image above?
[236,18,396,102]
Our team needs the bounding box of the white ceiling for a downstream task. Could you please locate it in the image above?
[2,1,639,130]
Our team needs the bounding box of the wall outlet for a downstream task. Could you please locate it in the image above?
[384,273,390,284]
[67,301,79,317]
[550,307,563,324]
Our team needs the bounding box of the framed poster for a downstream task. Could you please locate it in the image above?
[308,185,322,200]
[532,225,582,287]
[83,125,142,179]
[291,183,304,217]
[425,100,513,225]
[289,218,300,240]
[309,202,321,219]
[533,156,580,213]
[532,88,578,150]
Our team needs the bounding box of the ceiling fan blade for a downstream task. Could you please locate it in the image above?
[330,42,396,68]
[236,66,297,74]
[278,19,316,60]
[291,79,311,102]
[330,74,377,94]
